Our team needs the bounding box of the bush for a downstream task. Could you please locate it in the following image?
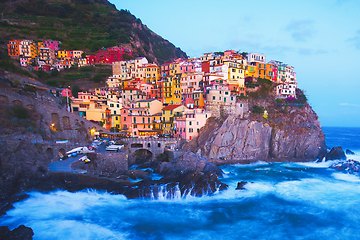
[50,68,59,77]
[13,106,29,119]
[79,66,95,72]
[252,105,265,114]
[71,85,81,98]
[91,73,103,83]
[276,98,283,104]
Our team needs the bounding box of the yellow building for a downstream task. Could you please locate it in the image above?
[245,64,257,78]
[161,104,188,134]
[171,73,182,104]
[169,62,180,76]
[193,90,205,108]
[145,64,161,83]
[57,50,67,59]
[163,76,173,105]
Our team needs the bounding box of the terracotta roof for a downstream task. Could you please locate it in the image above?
[122,87,140,91]
[163,104,183,110]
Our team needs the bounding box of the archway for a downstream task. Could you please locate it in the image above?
[51,113,61,130]
[0,95,9,104]
[26,104,35,111]
[12,100,22,106]
[62,116,71,130]
[58,148,66,158]
[129,149,153,167]
[46,148,54,160]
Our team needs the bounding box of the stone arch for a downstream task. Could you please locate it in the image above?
[12,100,22,106]
[51,113,61,130]
[132,149,153,165]
[0,95,9,104]
[26,104,35,111]
[62,116,71,130]
[45,148,54,160]
[58,148,66,158]
[131,143,143,148]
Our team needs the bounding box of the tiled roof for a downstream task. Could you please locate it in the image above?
[163,104,183,110]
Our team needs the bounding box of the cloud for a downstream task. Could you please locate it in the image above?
[347,30,360,50]
[285,20,316,42]
[339,103,360,107]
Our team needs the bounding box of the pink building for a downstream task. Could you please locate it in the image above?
[43,40,59,51]
[175,108,211,141]
[61,88,72,98]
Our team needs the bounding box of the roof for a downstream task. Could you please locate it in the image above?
[136,99,157,103]
[122,87,140,91]
[163,104,183,110]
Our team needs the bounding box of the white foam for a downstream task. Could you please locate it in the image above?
[332,173,360,182]
[295,160,339,168]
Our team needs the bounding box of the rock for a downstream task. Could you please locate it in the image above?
[0,225,34,240]
[346,149,355,155]
[183,103,327,162]
[236,181,247,190]
[326,146,346,161]
[127,169,149,180]
[203,162,223,177]
[329,159,360,173]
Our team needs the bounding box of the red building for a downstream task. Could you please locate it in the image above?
[86,55,95,65]
[201,61,210,73]
[94,46,133,64]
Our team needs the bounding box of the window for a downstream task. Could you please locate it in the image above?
[213,96,215,100]
[134,125,137,128]
[189,121,192,125]
[115,116,118,120]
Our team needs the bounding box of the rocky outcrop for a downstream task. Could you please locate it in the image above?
[330,159,360,173]
[326,146,346,161]
[185,103,327,162]
[0,225,34,240]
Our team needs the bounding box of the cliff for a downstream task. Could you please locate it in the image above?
[184,96,327,162]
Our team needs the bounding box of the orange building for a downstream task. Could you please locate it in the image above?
[7,40,21,59]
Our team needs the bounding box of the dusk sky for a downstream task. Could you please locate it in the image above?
[112,0,360,127]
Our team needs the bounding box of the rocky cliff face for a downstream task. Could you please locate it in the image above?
[185,101,327,162]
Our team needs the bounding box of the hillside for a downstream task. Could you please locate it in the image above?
[0,0,187,65]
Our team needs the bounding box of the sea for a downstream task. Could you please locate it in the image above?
[1,126,360,240]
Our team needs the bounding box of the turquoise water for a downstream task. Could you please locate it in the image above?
[1,127,360,240]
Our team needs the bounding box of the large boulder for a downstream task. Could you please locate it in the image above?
[0,225,34,240]
[326,146,346,161]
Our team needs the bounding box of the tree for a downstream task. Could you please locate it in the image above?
[71,85,81,98]
[50,68,59,77]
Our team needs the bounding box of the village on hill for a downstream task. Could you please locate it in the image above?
[7,39,298,140]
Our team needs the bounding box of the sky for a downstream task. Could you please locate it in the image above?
[111,0,360,127]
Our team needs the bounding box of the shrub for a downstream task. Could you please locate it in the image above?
[79,66,95,72]
[252,105,265,114]
[13,106,29,119]
[276,98,283,104]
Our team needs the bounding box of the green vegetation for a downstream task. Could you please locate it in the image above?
[252,105,265,114]
[71,85,81,98]
[13,106,29,119]
[0,0,187,64]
